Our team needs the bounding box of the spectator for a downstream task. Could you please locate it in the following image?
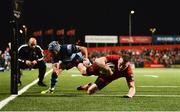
[0,50,5,71]
[4,47,11,70]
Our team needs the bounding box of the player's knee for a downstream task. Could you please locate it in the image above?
[52,68,60,75]
[81,69,92,76]
[87,83,98,95]
[52,70,58,76]
[52,69,56,73]
[82,73,87,76]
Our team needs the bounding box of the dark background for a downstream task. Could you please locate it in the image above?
[0,0,180,50]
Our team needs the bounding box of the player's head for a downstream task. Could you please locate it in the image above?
[48,41,61,54]
[118,54,130,70]
[122,54,130,63]
[28,37,37,49]
[118,54,130,65]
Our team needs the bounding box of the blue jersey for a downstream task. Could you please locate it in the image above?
[52,44,84,69]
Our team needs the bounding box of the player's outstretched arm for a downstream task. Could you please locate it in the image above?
[124,80,136,98]
[95,57,113,75]
[76,45,88,59]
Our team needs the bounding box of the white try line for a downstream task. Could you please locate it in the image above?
[71,74,95,77]
[71,74,82,77]
[0,69,53,110]
[144,75,159,78]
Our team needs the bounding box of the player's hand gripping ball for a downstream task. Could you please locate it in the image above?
[99,62,115,75]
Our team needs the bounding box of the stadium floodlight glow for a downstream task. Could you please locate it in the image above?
[130,10,135,14]
[22,25,26,28]
[149,28,156,34]
[22,25,27,43]
[129,10,135,37]
[19,29,23,34]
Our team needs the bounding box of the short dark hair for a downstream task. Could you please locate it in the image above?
[122,54,130,62]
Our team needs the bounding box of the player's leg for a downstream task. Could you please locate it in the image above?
[6,59,11,71]
[77,83,92,90]
[78,63,100,76]
[75,53,91,76]
[76,63,93,90]
[87,77,110,95]
[87,83,99,94]
[36,60,47,86]
[41,63,62,94]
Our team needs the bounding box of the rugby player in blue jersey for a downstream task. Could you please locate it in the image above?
[41,41,90,94]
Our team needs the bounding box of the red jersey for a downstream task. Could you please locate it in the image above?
[87,55,134,82]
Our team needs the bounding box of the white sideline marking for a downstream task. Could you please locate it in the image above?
[138,86,180,88]
[0,69,52,110]
[71,74,95,77]
[144,75,159,78]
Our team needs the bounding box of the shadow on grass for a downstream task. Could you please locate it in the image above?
[18,92,128,99]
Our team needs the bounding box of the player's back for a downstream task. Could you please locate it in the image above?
[59,44,79,59]
[60,44,80,54]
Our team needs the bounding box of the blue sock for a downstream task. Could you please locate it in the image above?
[51,72,58,88]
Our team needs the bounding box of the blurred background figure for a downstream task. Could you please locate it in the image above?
[0,50,5,71]
[4,47,11,71]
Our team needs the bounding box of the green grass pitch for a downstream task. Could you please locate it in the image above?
[0,68,180,111]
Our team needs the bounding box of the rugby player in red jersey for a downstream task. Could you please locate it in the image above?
[78,54,136,98]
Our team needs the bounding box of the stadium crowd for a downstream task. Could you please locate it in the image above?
[0,46,11,71]
[88,48,180,68]
[1,41,180,71]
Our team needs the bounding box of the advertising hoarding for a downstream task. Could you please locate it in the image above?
[119,36,152,44]
[85,35,118,43]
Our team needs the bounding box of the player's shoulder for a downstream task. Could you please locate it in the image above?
[19,44,28,48]
[61,44,76,49]
[106,55,120,60]
[18,44,28,51]
[36,45,43,51]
